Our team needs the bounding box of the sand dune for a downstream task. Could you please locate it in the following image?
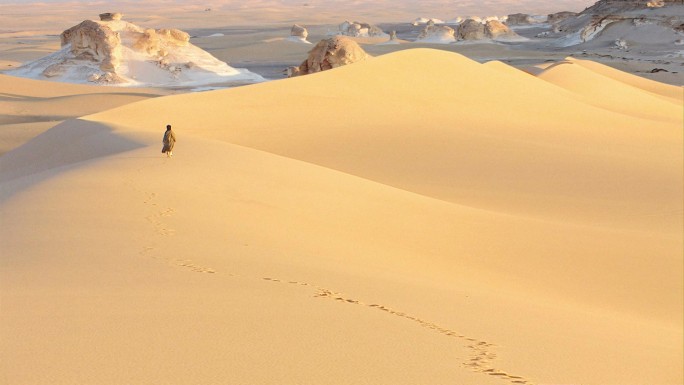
[537,60,681,120]
[565,56,683,102]
[87,49,683,232]
[1,48,682,385]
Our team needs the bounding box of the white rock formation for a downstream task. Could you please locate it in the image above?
[551,0,684,47]
[457,19,486,40]
[289,24,312,44]
[416,24,456,43]
[485,20,523,40]
[290,36,370,77]
[338,21,387,37]
[446,16,464,25]
[7,13,264,87]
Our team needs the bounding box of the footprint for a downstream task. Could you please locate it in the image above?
[175,260,215,274]
[250,273,532,385]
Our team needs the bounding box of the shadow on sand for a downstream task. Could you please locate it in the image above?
[0,118,146,202]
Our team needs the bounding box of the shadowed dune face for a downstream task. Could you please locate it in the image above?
[0,119,146,197]
[1,47,682,385]
[0,74,167,154]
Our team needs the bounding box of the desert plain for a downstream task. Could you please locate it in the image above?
[0,1,682,385]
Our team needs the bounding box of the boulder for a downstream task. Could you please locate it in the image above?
[457,19,486,40]
[507,13,533,25]
[484,20,520,39]
[417,24,456,43]
[291,36,369,76]
[291,24,309,39]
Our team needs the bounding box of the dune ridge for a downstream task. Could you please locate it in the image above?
[86,49,683,231]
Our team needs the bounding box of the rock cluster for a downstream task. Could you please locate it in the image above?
[451,18,522,41]
[338,21,386,37]
[289,36,369,77]
[417,24,456,42]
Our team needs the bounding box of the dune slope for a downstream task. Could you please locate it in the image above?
[537,60,681,120]
[88,49,683,233]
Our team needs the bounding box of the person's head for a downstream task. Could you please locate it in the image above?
[166,124,171,130]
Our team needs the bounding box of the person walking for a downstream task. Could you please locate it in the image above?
[162,124,176,157]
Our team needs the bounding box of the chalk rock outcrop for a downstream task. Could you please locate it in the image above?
[290,36,369,76]
[457,19,486,40]
[507,13,534,25]
[60,20,122,72]
[291,24,309,39]
[550,0,684,47]
[338,21,386,37]
[485,20,521,39]
[581,0,683,14]
[289,24,311,44]
[8,13,263,86]
[416,24,456,43]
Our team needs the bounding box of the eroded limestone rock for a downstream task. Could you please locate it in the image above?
[291,36,369,76]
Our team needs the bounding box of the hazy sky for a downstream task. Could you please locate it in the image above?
[0,0,598,29]
[0,0,597,14]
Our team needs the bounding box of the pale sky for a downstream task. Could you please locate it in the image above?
[0,0,597,14]
[0,0,598,28]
